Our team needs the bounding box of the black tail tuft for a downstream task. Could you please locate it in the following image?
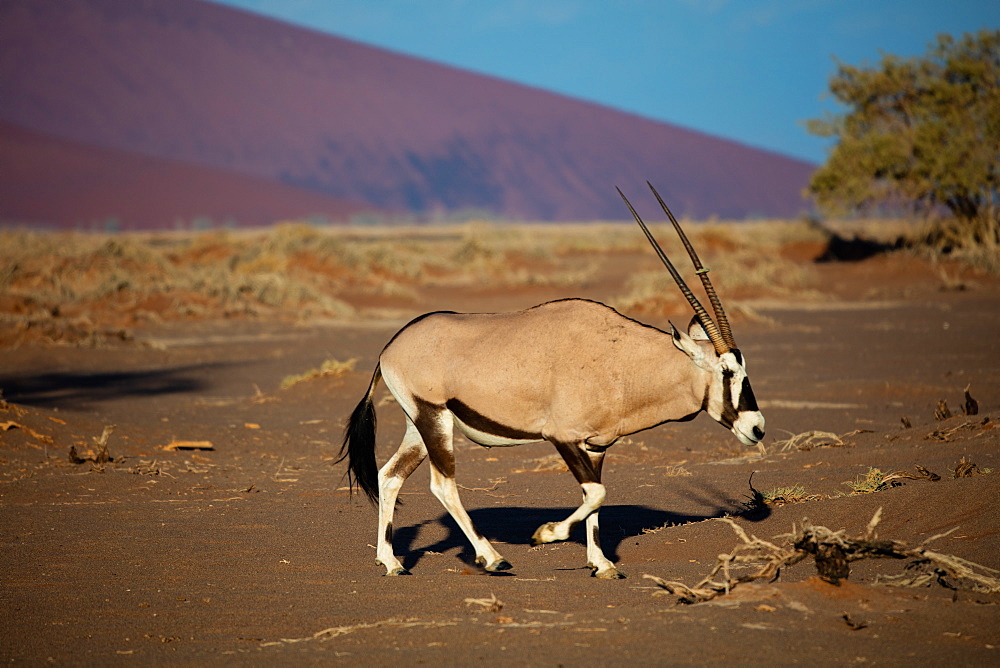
[337,366,380,504]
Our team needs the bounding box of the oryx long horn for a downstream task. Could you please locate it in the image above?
[617,187,729,355]
[646,181,738,351]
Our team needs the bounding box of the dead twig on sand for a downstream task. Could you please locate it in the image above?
[464,593,504,613]
[457,479,508,494]
[935,386,980,421]
[644,518,802,603]
[644,508,1000,604]
[92,425,114,465]
[962,384,979,416]
[264,617,458,646]
[68,425,116,470]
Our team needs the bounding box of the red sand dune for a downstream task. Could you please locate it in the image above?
[1,0,816,225]
[0,122,379,230]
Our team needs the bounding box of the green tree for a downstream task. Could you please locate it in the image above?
[807,30,999,251]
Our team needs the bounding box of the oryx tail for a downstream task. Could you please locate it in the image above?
[339,363,382,504]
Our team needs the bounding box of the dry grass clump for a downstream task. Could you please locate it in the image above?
[451,221,646,256]
[415,222,610,289]
[775,430,844,452]
[0,226,356,325]
[916,214,1000,274]
[842,467,896,495]
[613,220,826,315]
[759,485,824,506]
[280,357,358,389]
[0,221,636,338]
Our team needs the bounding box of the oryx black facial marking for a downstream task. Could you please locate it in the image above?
[739,376,758,412]
[720,368,738,429]
[718,361,758,430]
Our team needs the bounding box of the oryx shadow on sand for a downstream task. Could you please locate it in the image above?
[391,479,770,574]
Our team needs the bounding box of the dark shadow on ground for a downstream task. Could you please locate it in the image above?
[816,231,902,262]
[394,497,769,573]
[0,363,229,410]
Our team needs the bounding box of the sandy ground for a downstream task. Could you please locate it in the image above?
[1,248,999,665]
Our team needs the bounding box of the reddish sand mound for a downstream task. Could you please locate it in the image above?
[0,121,380,230]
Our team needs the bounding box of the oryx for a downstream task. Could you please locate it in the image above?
[338,183,765,578]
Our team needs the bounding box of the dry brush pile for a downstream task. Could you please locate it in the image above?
[644,510,1000,604]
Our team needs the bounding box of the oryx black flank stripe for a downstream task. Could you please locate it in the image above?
[445,398,541,443]
[411,396,490,543]
[412,396,456,478]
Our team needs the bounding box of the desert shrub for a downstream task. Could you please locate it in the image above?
[808,30,999,264]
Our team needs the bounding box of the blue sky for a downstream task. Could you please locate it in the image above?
[209,0,998,164]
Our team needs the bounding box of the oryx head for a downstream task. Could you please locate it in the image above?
[618,183,766,447]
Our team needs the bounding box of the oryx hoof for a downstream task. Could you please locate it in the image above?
[531,522,561,545]
[591,566,626,580]
[377,559,411,576]
[476,556,513,572]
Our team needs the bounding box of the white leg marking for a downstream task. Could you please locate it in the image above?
[531,481,605,544]
[376,419,426,576]
[531,480,624,578]
[428,466,511,571]
[425,410,511,572]
[584,510,623,579]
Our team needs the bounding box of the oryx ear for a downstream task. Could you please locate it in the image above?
[687,315,709,342]
[671,320,708,368]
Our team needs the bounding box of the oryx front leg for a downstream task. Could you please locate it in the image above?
[583,505,622,579]
[375,419,426,576]
[420,406,512,573]
[532,443,624,578]
[531,480,605,544]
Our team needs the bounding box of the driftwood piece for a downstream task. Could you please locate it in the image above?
[645,509,1000,604]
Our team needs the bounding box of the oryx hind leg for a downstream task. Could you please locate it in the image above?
[418,403,512,572]
[376,418,427,576]
[531,442,624,579]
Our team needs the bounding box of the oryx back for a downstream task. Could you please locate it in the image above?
[379,299,706,448]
